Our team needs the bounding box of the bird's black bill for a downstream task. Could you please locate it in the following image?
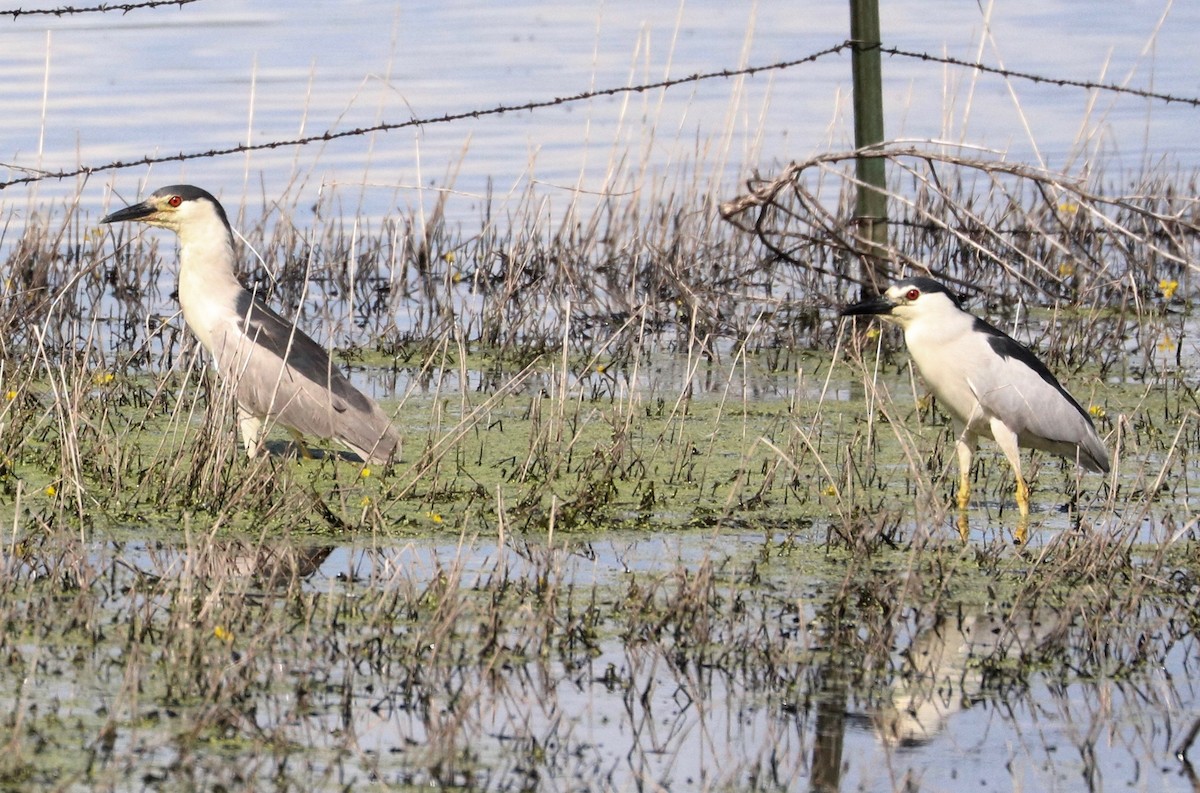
[101,201,156,224]
[839,295,895,317]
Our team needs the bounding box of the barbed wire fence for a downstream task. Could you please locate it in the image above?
[4,0,1200,320]
[4,36,1198,192]
[0,42,857,191]
[1,0,198,18]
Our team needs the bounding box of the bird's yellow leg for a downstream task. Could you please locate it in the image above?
[1014,475,1030,518]
[989,417,1030,544]
[955,511,970,542]
[956,457,972,511]
[1013,476,1031,544]
[954,432,975,541]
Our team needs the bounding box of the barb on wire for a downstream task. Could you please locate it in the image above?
[6,35,1200,192]
[879,43,1200,108]
[0,41,855,191]
[2,0,200,18]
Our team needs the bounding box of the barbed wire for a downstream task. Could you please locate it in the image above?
[4,36,1200,192]
[880,43,1200,109]
[1,0,199,18]
[0,42,855,191]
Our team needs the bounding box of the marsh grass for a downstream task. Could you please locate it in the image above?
[3,165,1196,542]
[1,151,1199,787]
[4,185,1192,551]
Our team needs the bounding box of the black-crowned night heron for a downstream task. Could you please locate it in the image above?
[102,185,402,464]
[840,276,1109,537]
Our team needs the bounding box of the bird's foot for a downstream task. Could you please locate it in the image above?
[1013,516,1030,546]
[286,428,315,460]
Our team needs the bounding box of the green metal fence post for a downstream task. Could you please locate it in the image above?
[850,0,889,287]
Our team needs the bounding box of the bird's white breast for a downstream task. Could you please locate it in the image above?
[903,308,994,432]
[175,214,248,357]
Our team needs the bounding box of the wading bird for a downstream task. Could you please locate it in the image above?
[103,185,401,463]
[841,277,1108,540]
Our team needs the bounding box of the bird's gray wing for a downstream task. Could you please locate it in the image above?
[211,291,400,460]
[970,319,1109,472]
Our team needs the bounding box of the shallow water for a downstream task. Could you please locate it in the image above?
[0,341,1195,791]
[3,531,1195,791]
[3,343,1196,788]
[3,2,1200,790]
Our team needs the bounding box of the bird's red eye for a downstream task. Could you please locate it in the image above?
[905,288,920,301]
[168,195,182,208]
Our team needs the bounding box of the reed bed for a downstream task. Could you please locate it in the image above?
[3,153,1196,533]
[0,152,1198,788]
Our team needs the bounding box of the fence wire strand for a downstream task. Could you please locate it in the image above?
[879,43,1200,109]
[5,33,1199,191]
[2,0,199,18]
[0,42,854,191]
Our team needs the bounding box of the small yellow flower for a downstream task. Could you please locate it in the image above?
[441,251,456,264]
[596,364,607,374]
[1088,405,1106,419]
[359,495,371,508]
[865,327,880,340]
[1158,333,1175,352]
[93,371,114,386]
[213,625,233,643]
[1057,261,1076,277]
[451,271,465,284]
[426,511,444,524]
[5,390,16,401]
[44,485,56,497]
[823,484,837,497]
[360,467,371,479]
[1159,279,1179,301]
[1058,202,1079,215]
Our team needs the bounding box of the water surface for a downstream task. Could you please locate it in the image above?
[2,0,1197,232]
